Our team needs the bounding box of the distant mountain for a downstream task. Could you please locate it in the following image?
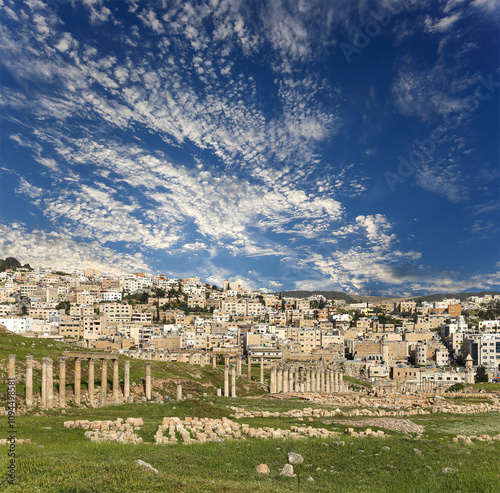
[0,257,31,272]
[406,291,500,303]
[278,290,357,302]
[278,289,500,304]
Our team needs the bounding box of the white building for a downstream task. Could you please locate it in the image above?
[0,317,34,334]
[102,291,123,302]
[463,333,500,368]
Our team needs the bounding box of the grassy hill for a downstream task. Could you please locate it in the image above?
[0,325,268,403]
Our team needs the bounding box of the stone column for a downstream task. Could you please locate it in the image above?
[46,358,54,409]
[8,354,16,379]
[300,368,305,393]
[306,368,311,392]
[113,359,119,404]
[325,369,330,394]
[74,357,81,406]
[277,366,283,393]
[224,364,229,397]
[123,360,130,401]
[270,365,276,394]
[88,358,95,407]
[189,353,194,365]
[41,357,47,408]
[231,364,236,398]
[247,357,252,381]
[334,371,339,393]
[294,369,299,393]
[145,362,152,400]
[212,355,217,368]
[320,368,324,393]
[260,356,264,383]
[200,353,205,368]
[101,359,107,394]
[330,370,334,394]
[58,357,66,408]
[289,368,294,393]
[176,384,182,401]
[26,355,34,410]
[316,370,321,392]
[283,367,289,393]
[236,356,242,376]
[340,372,344,392]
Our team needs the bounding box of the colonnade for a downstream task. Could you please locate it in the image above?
[9,352,151,410]
[269,365,347,394]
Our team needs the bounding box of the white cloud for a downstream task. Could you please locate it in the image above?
[424,13,461,33]
[0,222,151,274]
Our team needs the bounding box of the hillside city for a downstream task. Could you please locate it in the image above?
[1,257,499,388]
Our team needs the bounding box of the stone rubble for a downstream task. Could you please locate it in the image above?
[230,393,500,419]
[134,459,159,475]
[64,418,143,444]
[453,434,500,443]
[154,416,340,444]
[342,418,424,434]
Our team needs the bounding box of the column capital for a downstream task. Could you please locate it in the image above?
[9,354,16,362]
[58,356,67,363]
[145,361,152,366]
[124,360,130,367]
[45,358,54,367]
[74,356,82,363]
[26,354,34,363]
[88,357,97,364]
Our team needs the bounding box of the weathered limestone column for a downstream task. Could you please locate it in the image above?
[41,357,47,408]
[320,368,325,393]
[145,362,152,400]
[176,384,182,401]
[260,356,264,383]
[236,356,242,376]
[74,357,81,406]
[330,370,334,393]
[277,366,283,393]
[25,355,34,410]
[294,368,299,393]
[46,358,54,409]
[283,367,289,393]
[334,371,339,393]
[200,353,205,368]
[316,370,321,392]
[123,360,130,401]
[289,368,294,393]
[88,358,95,407]
[8,354,16,379]
[212,355,217,368]
[325,369,330,393]
[231,364,236,398]
[224,364,229,397]
[189,353,195,365]
[101,359,108,394]
[58,357,66,408]
[270,365,277,394]
[113,359,119,404]
[340,372,344,392]
[300,368,305,393]
[306,368,311,392]
[247,357,252,381]
[310,369,315,392]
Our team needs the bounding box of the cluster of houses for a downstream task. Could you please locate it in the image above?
[1,265,499,387]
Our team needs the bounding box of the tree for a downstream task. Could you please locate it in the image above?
[475,365,489,383]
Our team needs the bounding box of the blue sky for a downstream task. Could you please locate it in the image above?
[0,0,499,295]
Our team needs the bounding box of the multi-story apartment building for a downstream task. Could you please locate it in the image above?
[463,333,500,368]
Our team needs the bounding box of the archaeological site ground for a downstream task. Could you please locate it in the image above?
[1,329,499,492]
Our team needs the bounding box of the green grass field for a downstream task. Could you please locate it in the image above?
[1,397,499,493]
